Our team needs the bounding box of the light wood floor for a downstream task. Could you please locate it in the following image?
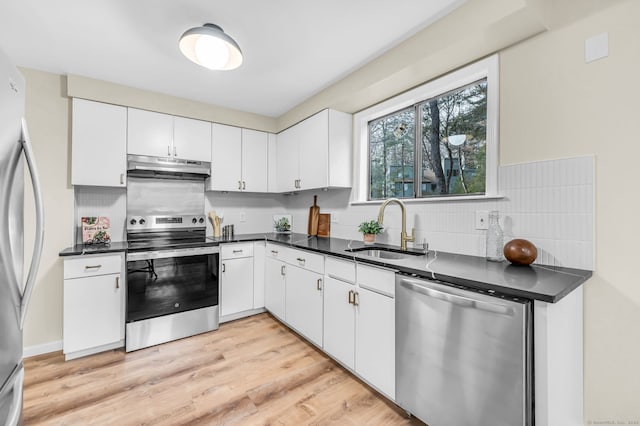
[23,313,424,425]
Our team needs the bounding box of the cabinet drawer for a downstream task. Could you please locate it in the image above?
[266,243,290,260]
[326,256,355,283]
[357,264,396,297]
[64,254,122,279]
[221,243,254,260]
[285,249,324,274]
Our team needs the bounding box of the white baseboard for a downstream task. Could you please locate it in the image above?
[23,340,63,358]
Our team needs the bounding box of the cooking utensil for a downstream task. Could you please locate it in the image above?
[318,213,331,237]
[308,195,320,236]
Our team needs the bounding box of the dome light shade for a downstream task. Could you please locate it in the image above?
[179,23,243,70]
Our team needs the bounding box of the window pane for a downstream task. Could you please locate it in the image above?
[369,108,415,200]
[420,79,487,196]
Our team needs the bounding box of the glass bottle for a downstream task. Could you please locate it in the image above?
[486,210,504,261]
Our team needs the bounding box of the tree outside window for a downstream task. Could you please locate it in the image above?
[369,79,487,200]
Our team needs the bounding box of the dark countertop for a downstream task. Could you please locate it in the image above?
[58,241,129,256]
[60,232,591,303]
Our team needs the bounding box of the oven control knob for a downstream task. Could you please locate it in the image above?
[198,217,204,224]
[139,218,146,225]
[130,218,137,225]
[192,217,198,224]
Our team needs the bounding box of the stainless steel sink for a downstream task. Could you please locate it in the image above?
[345,246,426,260]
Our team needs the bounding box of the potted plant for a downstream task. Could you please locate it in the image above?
[274,217,291,233]
[358,220,383,244]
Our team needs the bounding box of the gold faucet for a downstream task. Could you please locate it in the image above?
[377,198,415,251]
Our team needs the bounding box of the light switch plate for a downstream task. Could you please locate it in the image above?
[585,32,608,63]
[475,210,489,230]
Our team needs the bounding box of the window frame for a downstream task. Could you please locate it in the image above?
[352,54,499,203]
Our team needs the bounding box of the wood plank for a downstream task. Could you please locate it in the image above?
[23,313,422,425]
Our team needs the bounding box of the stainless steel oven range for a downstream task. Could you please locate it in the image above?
[125,214,219,352]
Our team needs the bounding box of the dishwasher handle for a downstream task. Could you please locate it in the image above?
[399,278,515,316]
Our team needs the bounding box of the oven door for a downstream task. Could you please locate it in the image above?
[125,246,219,351]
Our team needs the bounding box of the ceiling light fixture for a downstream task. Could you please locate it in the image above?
[179,23,243,70]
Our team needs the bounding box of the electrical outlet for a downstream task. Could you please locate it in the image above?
[475,210,489,230]
[239,212,246,222]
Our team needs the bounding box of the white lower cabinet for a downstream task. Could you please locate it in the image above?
[265,257,286,321]
[354,285,395,398]
[323,276,356,369]
[63,253,125,360]
[285,265,324,347]
[220,243,255,320]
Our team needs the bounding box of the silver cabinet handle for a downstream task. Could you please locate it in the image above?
[348,290,354,305]
[298,179,301,189]
[115,276,120,289]
[242,181,246,190]
[296,257,306,264]
[271,250,278,255]
[222,263,226,273]
[281,265,286,276]
[173,146,177,157]
[233,249,243,254]
[18,118,44,329]
[238,180,242,190]
[167,145,171,156]
[353,291,359,306]
[317,278,322,291]
[85,265,102,270]
[120,173,124,185]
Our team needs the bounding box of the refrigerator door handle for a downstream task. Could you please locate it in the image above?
[19,118,45,329]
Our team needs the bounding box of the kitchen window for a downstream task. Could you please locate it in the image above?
[353,55,499,202]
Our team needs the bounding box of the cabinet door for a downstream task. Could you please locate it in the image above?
[323,276,355,369]
[276,125,299,192]
[63,274,122,354]
[71,99,127,187]
[286,265,323,346]
[355,286,395,398]
[265,258,286,321]
[127,108,174,158]
[220,257,254,317]
[173,116,211,161]
[211,123,242,191]
[241,129,268,192]
[298,110,329,190]
[253,242,266,309]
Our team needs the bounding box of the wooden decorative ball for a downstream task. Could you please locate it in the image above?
[504,239,537,265]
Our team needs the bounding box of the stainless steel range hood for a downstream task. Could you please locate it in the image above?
[127,154,210,179]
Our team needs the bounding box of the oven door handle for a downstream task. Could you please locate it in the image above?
[127,246,219,261]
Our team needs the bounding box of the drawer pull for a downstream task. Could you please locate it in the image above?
[353,291,359,306]
[348,290,354,305]
[115,276,120,289]
[238,180,242,190]
[84,265,102,270]
[281,265,286,276]
[233,250,243,254]
[271,250,278,255]
[317,278,322,291]
[296,257,306,264]
[222,263,226,273]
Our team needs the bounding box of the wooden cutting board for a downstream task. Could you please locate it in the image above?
[317,214,331,237]
[308,195,320,236]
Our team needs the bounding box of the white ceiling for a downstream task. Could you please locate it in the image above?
[0,0,464,117]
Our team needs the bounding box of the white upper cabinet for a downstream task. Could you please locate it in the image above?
[127,108,174,158]
[173,116,212,161]
[210,123,242,190]
[276,109,352,192]
[208,124,269,192]
[71,99,127,187]
[127,108,211,162]
[241,129,268,193]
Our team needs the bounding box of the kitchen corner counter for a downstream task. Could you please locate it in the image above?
[59,241,129,257]
[218,232,592,303]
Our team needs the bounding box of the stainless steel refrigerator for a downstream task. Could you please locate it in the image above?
[0,48,44,425]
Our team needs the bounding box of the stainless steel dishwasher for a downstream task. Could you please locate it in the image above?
[396,274,532,426]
